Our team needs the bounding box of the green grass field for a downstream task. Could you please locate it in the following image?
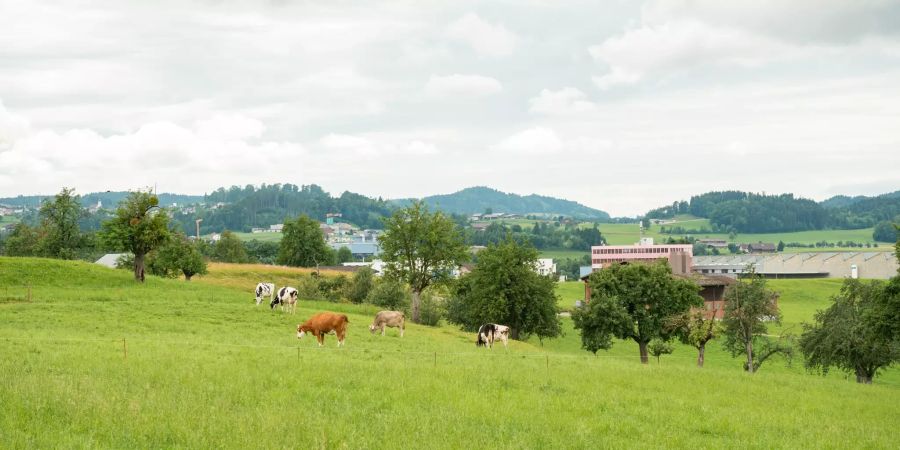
[1,257,898,448]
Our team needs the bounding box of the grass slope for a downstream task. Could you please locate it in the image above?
[1,257,898,448]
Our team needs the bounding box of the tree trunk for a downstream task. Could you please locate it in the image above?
[745,340,755,374]
[638,341,649,364]
[510,327,519,340]
[855,367,873,384]
[134,252,146,283]
[411,289,421,323]
[697,344,706,368]
[184,272,193,281]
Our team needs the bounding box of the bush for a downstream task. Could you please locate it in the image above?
[367,279,410,311]
[346,267,375,304]
[418,287,447,327]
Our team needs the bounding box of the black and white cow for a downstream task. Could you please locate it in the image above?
[476,323,510,350]
[254,282,275,306]
[271,286,299,314]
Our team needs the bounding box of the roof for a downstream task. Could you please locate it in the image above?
[675,273,736,287]
[95,253,128,268]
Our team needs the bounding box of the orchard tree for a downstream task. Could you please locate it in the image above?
[721,269,783,373]
[149,233,208,280]
[800,279,897,384]
[2,223,40,256]
[446,237,561,341]
[213,230,249,263]
[572,261,702,363]
[379,201,468,323]
[648,339,674,364]
[277,215,331,267]
[100,191,169,282]
[37,187,85,259]
[668,308,722,367]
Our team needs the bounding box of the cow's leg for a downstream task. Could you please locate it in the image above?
[400,324,404,338]
[381,325,386,336]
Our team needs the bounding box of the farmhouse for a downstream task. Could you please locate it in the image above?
[697,238,728,249]
[534,258,556,276]
[747,242,777,253]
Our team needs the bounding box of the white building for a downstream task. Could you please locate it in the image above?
[535,258,557,276]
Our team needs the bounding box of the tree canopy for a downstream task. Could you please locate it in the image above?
[572,261,702,363]
[379,201,468,322]
[721,270,784,373]
[276,215,332,267]
[100,191,169,282]
[799,279,897,383]
[446,237,561,341]
[213,230,250,263]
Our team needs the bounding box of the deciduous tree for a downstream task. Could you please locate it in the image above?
[37,187,85,259]
[721,269,783,373]
[379,201,468,322]
[800,279,898,384]
[572,261,702,363]
[277,215,331,267]
[100,191,169,282]
[446,237,561,341]
[668,308,722,367]
[213,230,249,263]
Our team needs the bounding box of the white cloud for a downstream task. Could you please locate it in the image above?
[529,87,597,114]
[0,103,303,194]
[590,20,790,89]
[491,127,564,154]
[446,13,518,57]
[425,74,503,98]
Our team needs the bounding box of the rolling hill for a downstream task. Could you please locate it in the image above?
[392,186,609,219]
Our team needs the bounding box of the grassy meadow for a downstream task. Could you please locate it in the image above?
[1,257,899,448]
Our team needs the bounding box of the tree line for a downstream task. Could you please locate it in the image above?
[645,190,900,235]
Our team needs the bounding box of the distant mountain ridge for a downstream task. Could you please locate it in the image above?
[392,186,609,219]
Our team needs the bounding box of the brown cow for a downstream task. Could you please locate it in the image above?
[297,312,349,347]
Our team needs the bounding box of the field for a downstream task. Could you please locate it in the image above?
[2,257,899,448]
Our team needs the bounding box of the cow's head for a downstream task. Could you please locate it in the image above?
[297,324,306,339]
[270,298,279,309]
[368,324,377,334]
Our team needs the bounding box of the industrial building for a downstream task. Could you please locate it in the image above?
[692,252,898,279]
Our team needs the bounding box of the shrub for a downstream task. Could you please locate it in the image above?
[367,279,410,311]
[346,267,375,304]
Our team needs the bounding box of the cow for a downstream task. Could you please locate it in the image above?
[476,323,510,350]
[369,311,405,337]
[254,282,275,306]
[297,312,349,347]
[271,286,299,314]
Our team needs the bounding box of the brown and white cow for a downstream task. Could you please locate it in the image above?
[476,323,510,350]
[369,311,405,337]
[297,312,349,347]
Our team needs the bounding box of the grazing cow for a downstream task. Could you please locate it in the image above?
[369,311,405,337]
[476,323,510,350]
[254,282,275,306]
[297,312,349,347]
[271,286,299,314]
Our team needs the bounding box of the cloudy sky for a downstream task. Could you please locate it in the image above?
[1,0,899,216]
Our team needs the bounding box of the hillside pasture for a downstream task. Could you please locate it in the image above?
[1,257,899,448]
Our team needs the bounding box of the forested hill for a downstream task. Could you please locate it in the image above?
[392,186,609,219]
[644,190,900,233]
[175,184,392,233]
[0,192,203,208]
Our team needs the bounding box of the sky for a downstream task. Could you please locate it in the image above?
[0,0,899,217]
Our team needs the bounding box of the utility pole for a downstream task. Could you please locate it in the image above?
[195,219,203,240]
